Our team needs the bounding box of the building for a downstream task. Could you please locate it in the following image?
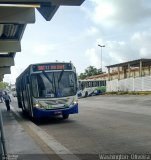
[106,59,151,92]
[84,58,151,92]
[106,59,151,80]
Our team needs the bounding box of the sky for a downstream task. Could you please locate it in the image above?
[4,0,151,84]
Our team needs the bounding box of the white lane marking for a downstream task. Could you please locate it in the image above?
[11,106,80,160]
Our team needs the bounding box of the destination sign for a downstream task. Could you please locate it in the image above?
[32,63,72,72]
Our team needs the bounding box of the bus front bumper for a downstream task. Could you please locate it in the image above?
[33,104,78,118]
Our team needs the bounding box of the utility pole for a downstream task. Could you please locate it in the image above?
[98,44,105,72]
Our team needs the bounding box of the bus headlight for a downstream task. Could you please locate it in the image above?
[73,101,78,104]
[35,103,40,107]
[71,100,78,105]
[34,102,43,108]
[71,97,78,106]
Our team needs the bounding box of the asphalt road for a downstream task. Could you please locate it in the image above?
[12,95,151,155]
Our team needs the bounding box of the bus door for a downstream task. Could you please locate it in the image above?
[25,75,33,117]
[22,75,33,117]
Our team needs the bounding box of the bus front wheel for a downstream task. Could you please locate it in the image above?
[84,91,88,97]
[22,107,27,116]
[62,114,69,119]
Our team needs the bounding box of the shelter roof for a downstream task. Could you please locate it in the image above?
[106,58,151,68]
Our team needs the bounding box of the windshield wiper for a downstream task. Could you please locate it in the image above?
[58,70,64,83]
[42,71,53,84]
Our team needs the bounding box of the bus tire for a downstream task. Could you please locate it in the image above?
[62,114,69,119]
[18,101,22,108]
[31,117,38,123]
[17,97,22,108]
[22,107,27,116]
[84,91,88,97]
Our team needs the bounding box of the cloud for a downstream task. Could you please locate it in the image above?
[92,28,151,69]
[81,0,151,71]
[85,48,100,68]
[85,37,140,71]
[86,26,99,36]
[131,29,151,58]
[32,43,57,56]
[84,0,151,27]
[4,0,151,83]
[106,41,137,64]
[4,67,24,84]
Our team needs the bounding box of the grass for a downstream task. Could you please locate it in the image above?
[105,91,151,95]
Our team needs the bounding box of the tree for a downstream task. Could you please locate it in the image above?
[85,66,98,77]
[0,82,9,90]
[78,66,103,79]
[78,73,87,80]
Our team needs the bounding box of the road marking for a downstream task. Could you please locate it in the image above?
[11,106,80,160]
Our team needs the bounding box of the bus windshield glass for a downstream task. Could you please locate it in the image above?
[31,71,77,98]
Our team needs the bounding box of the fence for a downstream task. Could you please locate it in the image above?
[107,75,151,92]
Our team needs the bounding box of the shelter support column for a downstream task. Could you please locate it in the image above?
[148,66,151,75]
[118,67,120,80]
[133,69,135,78]
[108,67,110,81]
[128,63,130,78]
[123,67,127,79]
[139,60,142,77]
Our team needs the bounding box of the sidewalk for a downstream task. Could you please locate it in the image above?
[0,102,51,160]
[0,101,79,160]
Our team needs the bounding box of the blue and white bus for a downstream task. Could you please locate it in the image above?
[78,79,106,98]
[16,62,78,119]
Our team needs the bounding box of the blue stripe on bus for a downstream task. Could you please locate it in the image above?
[32,104,78,118]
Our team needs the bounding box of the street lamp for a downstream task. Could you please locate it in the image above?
[98,44,105,72]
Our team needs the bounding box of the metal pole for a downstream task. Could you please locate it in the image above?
[98,44,105,72]
[0,109,7,159]
[101,47,102,70]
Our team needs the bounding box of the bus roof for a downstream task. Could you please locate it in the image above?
[16,62,75,80]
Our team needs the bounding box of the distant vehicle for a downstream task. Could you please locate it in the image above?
[11,85,17,97]
[16,62,78,119]
[78,79,106,98]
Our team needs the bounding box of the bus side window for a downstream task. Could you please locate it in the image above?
[90,82,92,87]
[21,77,24,91]
[88,81,91,87]
[99,81,101,86]
[85,82,87,88]
[23,76,26,90]
[104,81,106,86]
[81,83,84,90]
[26,76,29,84]
[96,81,99,87]
[31,75,39,98]
[37,75,45,97]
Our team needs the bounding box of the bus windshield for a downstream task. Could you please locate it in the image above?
[31,71,77,98]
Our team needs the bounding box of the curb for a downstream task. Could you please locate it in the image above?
[11,106,80,160]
